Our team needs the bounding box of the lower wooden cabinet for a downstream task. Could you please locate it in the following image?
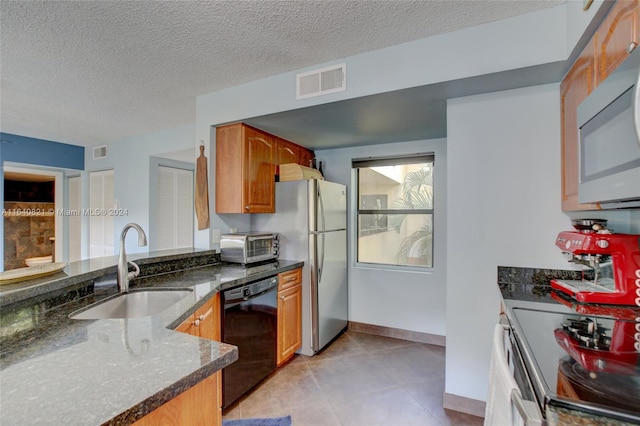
[132,372,220,426]
[277,268,302,366]
[175,293,221,341]
[135,294,222,426]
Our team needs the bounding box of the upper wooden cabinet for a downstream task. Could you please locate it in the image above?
[277,138,299,165]
[560,39,600,212]
[216,123,276,214]
[276,137,315,168]
[216,123,314,214]
[596,0,639,82]
[560,0,639,212]
[298,148,315,169]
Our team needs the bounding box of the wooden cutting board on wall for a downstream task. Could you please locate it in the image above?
[195,144,210,230]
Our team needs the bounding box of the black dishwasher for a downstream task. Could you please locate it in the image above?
[221,275,278,409]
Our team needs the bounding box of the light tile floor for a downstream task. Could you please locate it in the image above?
[223,330,485,426]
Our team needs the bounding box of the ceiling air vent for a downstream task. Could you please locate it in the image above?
[92,145,107,159]
[296,63,346,100]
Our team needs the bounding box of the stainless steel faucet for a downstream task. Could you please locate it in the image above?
[117,223,148,293]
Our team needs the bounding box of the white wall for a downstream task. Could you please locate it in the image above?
[566,0,606,52]
[84,124,195,254]
[445,83,571,403]
[196,5,568,130]
[316,138,447,336]
[445,81,640,406]
[195,3,603,252]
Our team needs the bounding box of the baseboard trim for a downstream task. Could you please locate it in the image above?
[443,392,486,418]
[348,321,446,346]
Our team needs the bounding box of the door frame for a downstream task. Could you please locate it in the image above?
[4,164,64,264]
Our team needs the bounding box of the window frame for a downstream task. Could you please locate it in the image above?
[352,153,435,271]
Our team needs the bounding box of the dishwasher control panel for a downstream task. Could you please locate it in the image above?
[223,276,279,301]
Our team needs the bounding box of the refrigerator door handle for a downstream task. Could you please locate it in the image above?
[318,233,325,283]
[317,183,326,233]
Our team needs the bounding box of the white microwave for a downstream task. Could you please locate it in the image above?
[577,47,640,209]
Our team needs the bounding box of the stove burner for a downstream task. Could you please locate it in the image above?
[561,318,611,351]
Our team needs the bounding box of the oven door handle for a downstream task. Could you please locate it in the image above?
[634,70,640,149]
[511,383,544,425]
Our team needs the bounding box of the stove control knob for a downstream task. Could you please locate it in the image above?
[596,239,609,249]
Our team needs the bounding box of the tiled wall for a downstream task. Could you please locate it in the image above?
[4,202,55,270]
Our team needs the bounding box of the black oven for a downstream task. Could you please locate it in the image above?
[221,275,278,409]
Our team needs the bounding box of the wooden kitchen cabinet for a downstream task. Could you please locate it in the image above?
[133,373,219,426]
[276,137,315,169]
[277,138,299,165]
[136,294,222,426]
[216,123,277,214]
[175,293,221,341]
[560,37,600,212]
[559,0,640,212]
[596,0,639,82]
[216,123,315,214]
[277,268,302,366]
[298,147,314,169]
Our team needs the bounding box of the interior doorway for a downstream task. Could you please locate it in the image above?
[3,166,63,270]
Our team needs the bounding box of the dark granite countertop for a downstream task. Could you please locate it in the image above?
[0,252,303,425]
[0,248,221,307]
[497,266,640,426]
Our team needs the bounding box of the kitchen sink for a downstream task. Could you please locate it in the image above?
[69,288,193,320]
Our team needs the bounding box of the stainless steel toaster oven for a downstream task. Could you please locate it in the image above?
[220,232,278,264]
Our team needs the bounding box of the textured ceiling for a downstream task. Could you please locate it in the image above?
[1,0,565,147]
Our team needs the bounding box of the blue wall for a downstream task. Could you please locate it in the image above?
[1,133,84,271]
[1,133,84,170]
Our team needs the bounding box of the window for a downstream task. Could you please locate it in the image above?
[353,154,434,268]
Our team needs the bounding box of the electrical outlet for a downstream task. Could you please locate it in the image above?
[230,228,237,234]
[212,229,221,244]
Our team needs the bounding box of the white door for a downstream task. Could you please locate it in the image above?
[89,170,115,257]
[155,166,193,250]
[68,176,82,262]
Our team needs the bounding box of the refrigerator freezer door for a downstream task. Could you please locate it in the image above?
[310,228,348,352]
[310,180,347,233]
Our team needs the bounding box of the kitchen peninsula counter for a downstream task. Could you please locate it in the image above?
[498,266,640,426]
[0,252,303,425]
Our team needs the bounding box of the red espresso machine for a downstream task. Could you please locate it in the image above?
[550,221,640,306]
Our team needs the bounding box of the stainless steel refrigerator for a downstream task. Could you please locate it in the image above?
[253,179,348,355]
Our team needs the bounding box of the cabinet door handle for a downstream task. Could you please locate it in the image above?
[193,314,207,327]
[245,206,250,211]
[627,41,638,54]
[280,295,285,300]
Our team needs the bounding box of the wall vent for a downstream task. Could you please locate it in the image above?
[93,145,107,159]
[296,63,346,100]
